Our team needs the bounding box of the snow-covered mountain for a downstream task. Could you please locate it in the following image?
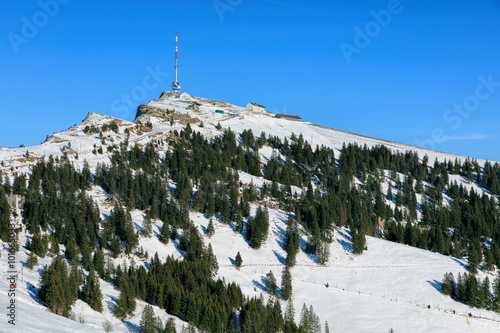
[1,91,499,333]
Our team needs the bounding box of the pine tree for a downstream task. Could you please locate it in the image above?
[31,234,45,257]
[206,218,215,237]
[493,273,500,312]
[352,228,366,254]
[467,240,482,274]
[235,251,243,267]
[141,214,153,237]
[325,321,330,333]
[265,270,277,296]
[284,301,295,324]
[165,318,177,333]
[0,187,11,242]
[285,214,300,267]
[206,243,219,277]
[317,241,330,265]
[93,248,105,278]
[81,270,103,312]
[484,248,495,271]
[68,261,84,304]
[481,276,491,309]
[26,252,38,270]
[140,304,157,333]
[39,256,71,317]
[281,266,293,301]
[299,304,310,333]
[441,272,456,299]
[159,222,170,244]
[115,282,136,319]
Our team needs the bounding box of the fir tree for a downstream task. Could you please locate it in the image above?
[281,266,293,300]
[441,272,456,299]
[159,223,170,244]
[235,251,243,267]
[493,273,500,312]
[467,240,482,274]
[284,301,295,324]
[206,243,219,277]
[206,218,215,237]
[140,304,157,333]
[165,318,177,333]
[284,214,300,267]
[26,252,38,270]
[141,214,153,237]
[0,187,11,242]
[115,282,136,319]
[93,248,105,278]
[81,270,103,312]
[265,270,277,296]
[31,234,45,257]
[39,256,71,317]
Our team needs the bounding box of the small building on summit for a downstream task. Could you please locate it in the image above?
[274,114,302,121]
[246,103,266,114]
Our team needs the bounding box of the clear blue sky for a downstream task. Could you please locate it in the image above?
[1,0,500,161]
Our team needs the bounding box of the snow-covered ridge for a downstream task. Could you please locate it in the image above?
[1,91,499,332]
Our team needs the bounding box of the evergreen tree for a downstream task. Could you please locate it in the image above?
[81,270,103,312]
[281,266,293,300]
[265,270,277,296]
[165,318,177,333]
[159,223,170,244]
[0,187,10,242]
[352,228,366,255]
[115,282,136,319]
[39,256,71,317]
[141,214,153,237]
[235,251,243,267]
[299,304,311,333]
[285,214,300,267]
[316,241,330,265]
[140,304,157,333]
[206,243,219,277]
[284,301,295,324]
[31,234,45,257]
[93,248,105,278]
[467,240,482,274]
[206,218,215,237]
[493,273,500,311]
[441,272,456,299]
[68,261,84,304]
[26,252,38,270]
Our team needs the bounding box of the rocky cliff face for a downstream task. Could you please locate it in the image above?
[134,91,181,122]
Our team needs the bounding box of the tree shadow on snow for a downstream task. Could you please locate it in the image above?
[107,295,117,313]
[228,256,237,266]
[200,224,208,235]
[273,224,287,249]
[427,279,443,293]
[298,236,320,264]
[273,250,286,265]
[337,229,354,254]
[123,320,140,333]
[450,257,468,270]
[252,277,267,293]
[26,281,44,306]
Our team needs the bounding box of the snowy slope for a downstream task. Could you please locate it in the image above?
[1,91,499,332]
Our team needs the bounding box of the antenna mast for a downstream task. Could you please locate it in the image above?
[172,31,181,93]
